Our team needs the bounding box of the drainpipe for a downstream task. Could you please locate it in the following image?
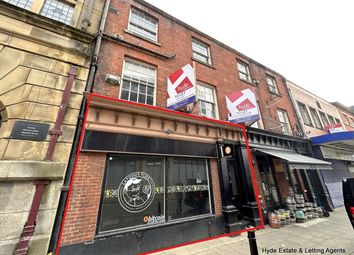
[283,78,307,138]
[15,65,78,255]
[48,0,111,253]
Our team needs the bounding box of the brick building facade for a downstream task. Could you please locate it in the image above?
[58,0,333,254]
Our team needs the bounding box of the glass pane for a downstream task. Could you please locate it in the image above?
[99,155,165,232]
[166,158,210,221]
[138,94,146,104]
[40,0,74,25]
[121,90,129,100]
[130,92,137,102]
[147,96,154,105]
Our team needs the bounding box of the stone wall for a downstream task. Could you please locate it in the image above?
[0,1,103,253]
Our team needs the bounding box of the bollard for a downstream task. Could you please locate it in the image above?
[247,228,259,255]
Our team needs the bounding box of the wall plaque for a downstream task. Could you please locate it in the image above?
[10,121,49,141]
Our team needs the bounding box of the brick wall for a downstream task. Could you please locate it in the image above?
[61,152,106,246]
[209,159,222,216]
[93,0,299,136]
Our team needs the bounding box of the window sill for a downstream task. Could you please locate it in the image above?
[192,58,216,69]
[304,123,314,128]
[124,29,161,47]
[269,91,281,97]
[239,78,257,87]
[95,214,215,239]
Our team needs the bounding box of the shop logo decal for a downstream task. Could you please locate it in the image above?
[118,172,155,213]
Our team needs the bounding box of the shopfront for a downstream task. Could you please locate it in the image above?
[59,95,261,255]
[245,127,333,213]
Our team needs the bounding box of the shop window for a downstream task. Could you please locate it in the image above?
[3,0,33,9]
[192,39,211,65]
[196,82,217,119]
[128,8,158,42]
[318,111,329,127]
[277,109,292,135]
[98,155,211,234]
[266,75,278,94]
[309,107,323,129]
[120,59,156,105]
[166,158,211,221]
[40,0,74,25]
[237,61,251,82]
[297,102,312,126]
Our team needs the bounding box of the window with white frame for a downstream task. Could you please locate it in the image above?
[128,8,158,42]
[3,0,33,9]
[297,102,312,126]
[327,115,335,124]
[309,108,323,129]
[318,111,329,127]
[277,109,292,135]
[40,0,74,25]
[335,118,341,124]
[192,39,211,64]
[120,59,156,105]
[350,117,354,127]
[266,75,278,94]
[237,61,251,82]
[342,114,350,125]
[196,83,217,119]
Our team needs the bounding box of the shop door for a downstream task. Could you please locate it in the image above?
[226,157,241,208]
[257,157,280,209]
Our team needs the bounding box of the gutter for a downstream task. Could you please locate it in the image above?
[47,0,111,253]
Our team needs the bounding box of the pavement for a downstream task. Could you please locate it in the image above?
[151,207,354,255]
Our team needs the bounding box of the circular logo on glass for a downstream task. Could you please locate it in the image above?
[118,172,155,213]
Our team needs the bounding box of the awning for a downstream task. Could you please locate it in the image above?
[255,149,333,170]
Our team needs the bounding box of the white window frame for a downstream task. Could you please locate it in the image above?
[277,109,292,135]
[266,75,279,94]
[4,0,34,10]
[309,107,323,129]
[119,58,157,106]
[40,0,75,25]
[318,111,329,127]
[327,115,335,125]
[196,82,219,119]
[128,8,158,42]
[237,61,251,82]
[297,102,313,126]
[192,39,212,65]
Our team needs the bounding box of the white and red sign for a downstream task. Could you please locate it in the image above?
[325,123,345,133]
[226,88,260,125]
[167,64,196,110]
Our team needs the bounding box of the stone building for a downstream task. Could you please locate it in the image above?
[0,0,105,254]
[58,1,332,254]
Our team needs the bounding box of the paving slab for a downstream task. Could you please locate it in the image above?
[150,207,354,255]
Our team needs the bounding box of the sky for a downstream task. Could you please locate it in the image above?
[145,0,354,107]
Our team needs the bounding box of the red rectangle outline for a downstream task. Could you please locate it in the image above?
[56,93,264,255]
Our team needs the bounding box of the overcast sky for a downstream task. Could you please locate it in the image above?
[145,0,354,107]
